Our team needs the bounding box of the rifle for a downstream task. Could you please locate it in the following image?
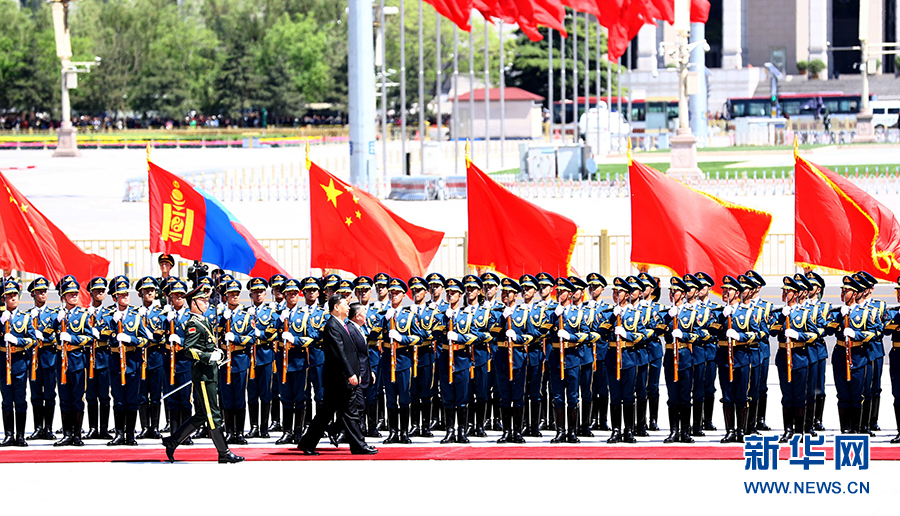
[30,312,39,381]
[615,312,622,381]
[844,314,851,381]
[390,316,397,383]
[118,316,126,385]
[726,313,734,382]
[225,318,232,385]
[140,311,147,381]
[89,313,96,380]
[282,316,289,385]
[507,311,513,381]
[559,307,565,380]
[169,319,176,385]
[448,314,454,384]
[785,311,793,383]
[5,319,10,385]
[673,311,679,383]
[59,310,68,385]
[249,311,256,381]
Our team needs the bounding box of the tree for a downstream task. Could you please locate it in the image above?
[0,1,58,115]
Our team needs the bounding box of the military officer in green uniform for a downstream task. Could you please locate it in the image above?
[162,284,243,463]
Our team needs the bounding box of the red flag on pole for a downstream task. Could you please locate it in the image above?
[795,153,900,280]
[424,0,474,31]
[0,171,109,304]
[629,159,772,288]
[309,162,444,278]
[466,154,578,277]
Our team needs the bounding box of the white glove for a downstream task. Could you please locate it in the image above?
[246,306,256,317]
[87,306,96,316]
[152,299,160,308]
[558,329,571,341]
[216,303,225,315]
[388,329,402,342]
[503,307,513,318]
[726,329,740,341]
[447,331,459,343]
[0,311,10,324]
[166,311,176,322]
[268,302,278,310]
[168,334,181,345]
[223,309,232,320]
[384,308,395,321]
[782,306,792,317]
[843,327,856,340]
[57,311,66,323]
[482,301,492,310]
[613,306,622,316]
[667,307,677,317]
[225,332,235,342]
[672,329,684,340]
[30,308,39,319]
[116,333,131,344]
[722,305,734,317]
[840,305,850,316]
[615,325,626,338]
[209,349,224,364]
[554,305,564,316]
[113,310,123,323]
[279,310,289,322]
[4,334,17,345]
[282,332,295,344]
[587,300,596,308]
[428,302,437,310]
[444,309,455,319]
[505,329,517,340]
[255,329,262,338]
[785,328,800,340]
[59,331,72,343]
[137,306,147,317]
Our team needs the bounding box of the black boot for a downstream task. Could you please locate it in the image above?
[420,401,434,438]
[565,406,580,443]
[497,407,511,443]
[54,412,74,447]
[70,411,84,446]
[736,404,748,443]
[634,399,649,437]
[398,406,412,444]
[813,395,826,431]
[441,407,456,444]
[42,404,56,439]
[431,398,443,431]
[860,400,871,435]
[746,400,759,435]
[691,403,706,437]
[246,402,260,439]
[648,396,660,431]
[292,408,304,444]
[376,397,387,431]
[162,416,197,462]
[136,403,150,439]
[589,398,599,430]
[98,405,113,439]
[409,401,421,437]
[850,406,862,434]
[679,405,694,443]
[720,405,737,443]
[26,403,43,441]
[14,411,27,446]
[838,406,851,434]
[178,411,194,445]
[702,396,717,431]
[523,400,543,437]
[258,402,270,438]
[274,406,294,445]
[124,410,138,445]
[365,404,382,438]
[891,406,900,444]
[456,406,470,443]
[537,399,548,431]
[865,398,877,436]
[231,409,248,445]
[472,401,487,438]
[607,404,622,443]
[161,403,170,434]
[107,410,126,446]
[778,406,794,443]
[795,406,807,439]
[211,427,245,463]
[577,400,594,437]
[663,406,679,443]
[490,398,502,431]
[146,404,162,439]
[268,399,282,433]
[622,404,637,443]
[382,408,400,444]
[595,396,610,431]
[0,411,13,447]
[757,394,772,431]
[84,401,99,440]
[804,401,817,436]
[512,406,526,443]
[549,407,566,443]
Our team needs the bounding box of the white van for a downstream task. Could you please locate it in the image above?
[870,100,900,132]
[578,102,631,154]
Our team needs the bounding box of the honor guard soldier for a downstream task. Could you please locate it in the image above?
[828,275,880,433]
[106,276,150,446]
[885,278,900,443]
[1,279,37,446]
[407,276,438,438]
[245,277,278,438]
[637,273,666,432]
[804,272,829,431]
[682,274,710,436]
[693,272,720,431]
[478,272,502,432]
[855,271,886,434]
[321,273,341,307]
[26,276,58,440]
[162,284,244,463]
[156,254,176,308]
[162,279,195,444]
[372,273,391,432]
[567,275,595,437]
[267,273,287,433]
[275,278,325,444]
[790,274,824,435]
[585,273,611,433]
[534,272,557,431]
[715,275,764,443]
[217,279,254,444]
[304,277,329,431]
[495,277,538,443]
[135,276,165,440]
[84,277,113,440]
[53,278,92,446]
[662,277,701,443]
[744,270,774,434]
[337,280,354,300]
[518,275,551,437]
[426,273,449,431]
[353,276,384,437]
[439,277,489,443]
[628,275,657,437]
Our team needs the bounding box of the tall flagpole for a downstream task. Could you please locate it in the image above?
[573,10,578,144]
[561,20,566,146]
[499,21,505,167]
[400,0,407,175]
[549,28,554,143]
[484,18,490,169]
[436,13,442,159]
[469,16,475,148]
[616,58,622,152]
[348,0,377,186]
[418,0,425,174]
[453,26,459,174]
[584,12,589,135]
[380,0,388,183]
[596,20,601,154]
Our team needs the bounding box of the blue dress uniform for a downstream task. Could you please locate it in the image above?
[745,270,774,433]
[791,273,825,434]
[494,278,528,443]
[827,275,880,434]
[584,273,611,434]
[479,272,503,433]
[266,273,288,433]
[52,279,92,446]
[714,275,765,444]
[304,279,329,430]
[216,280,253,445]
[567,276,594,438]
[516,275,552,438]
[245,277,278,438]
[134,276,166,440]
[804,271,830,432]
[0,279,37,446]
[884,278,900,443]
[768,276,815,443]
[161,279,195,443]
[854,271,886,434]
[603,277,654,443]
[425,273,450,431]
[681,274,712,436]
[534,272,557,432]
[694,272,720,431]
[662,277,701,444]
[408,277,438,439]
[358,278,386,437]
[106,277,150,446]
[638,272,665,433]
[84,277,113,440]
[26,277,59,441]
[275,278,325,445]
[458,276,499,438]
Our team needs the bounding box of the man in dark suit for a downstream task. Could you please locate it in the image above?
[346,302,375,419]
[297,295,377,455]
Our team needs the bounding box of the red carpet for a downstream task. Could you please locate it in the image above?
[0,445,895,463]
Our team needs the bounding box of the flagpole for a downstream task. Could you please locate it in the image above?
[400,0,407,176]
[499,21,505,168]
[573,9,577,145]
[584,12,589,143]
[606,57,611,155]
[548,28,554,143]
[380,0,387,185]
[418,0,425,175]
[616,57,622,152]
[560,20,566,147]
[596,21,601,154]
[469,15,475,153]
[453,26,459,175]
[436,12,442,162]
[484,18,490,170]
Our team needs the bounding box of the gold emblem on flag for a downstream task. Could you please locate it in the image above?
[161,180,194,246]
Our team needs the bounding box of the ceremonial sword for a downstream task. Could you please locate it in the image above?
[161,358,232,400]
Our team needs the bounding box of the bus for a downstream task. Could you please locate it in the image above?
[725,92,875,123]
[553,96,679,132]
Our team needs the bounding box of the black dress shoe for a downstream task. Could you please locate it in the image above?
[352,445,379,455]
[218,450,245,463]
[297,445,320,456]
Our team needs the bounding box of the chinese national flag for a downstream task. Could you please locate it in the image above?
[309,162,444,278]
[795,155,900,281]
[0,171,110,304]
[629,160,772,289]
[466,158,578,277]
[424,0,474,31]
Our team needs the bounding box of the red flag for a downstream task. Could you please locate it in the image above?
[309,162,444,278]
[424,0,474,31]
[629,159,772,289]
[691,0,710,23]
[466,158,578,277]
[795,155,900,281]
[0,171,110,304]
[607,0,650,60]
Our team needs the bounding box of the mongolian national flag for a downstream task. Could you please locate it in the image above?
[148,161,287,278]
[795,154,900,281]
[629,159,773,289]
[309,161,444,278]
[0,171,109,303]
[466,156,578,277]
